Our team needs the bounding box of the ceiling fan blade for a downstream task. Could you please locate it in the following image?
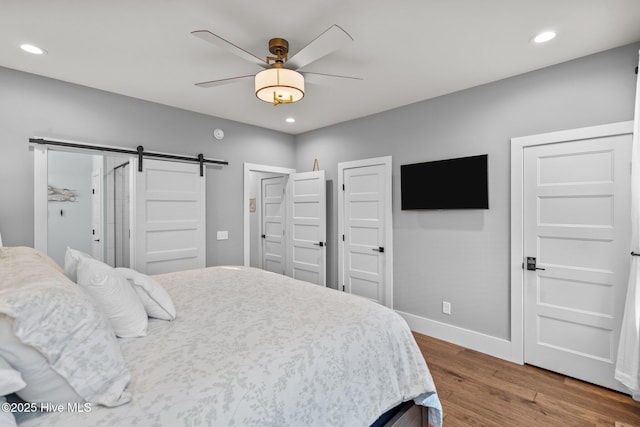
[195,75,254,88]
[191,30,268,68]
[302,71,363,86]
[287,24,354,70]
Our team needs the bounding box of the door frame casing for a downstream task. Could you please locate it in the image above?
[90,168,104,260]
[509,120,633,365]
[243,163,296,267]
[338,156,393,308]
[34,145,48,253]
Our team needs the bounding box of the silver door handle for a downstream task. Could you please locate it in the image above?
[313,242,325,247]
[93,239,100,242]
[372,247,384,253]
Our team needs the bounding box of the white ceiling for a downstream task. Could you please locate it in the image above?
[1,1,639,135]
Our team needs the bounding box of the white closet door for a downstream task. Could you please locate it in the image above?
[523,133,631,392]
[341,164,386,304]
[286,171,326,286]
[131,159,205,274]
[261,176,286,274]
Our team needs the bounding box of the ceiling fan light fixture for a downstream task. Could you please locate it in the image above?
[255,68,304,105]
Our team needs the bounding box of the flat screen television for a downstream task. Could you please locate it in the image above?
[401,154,489,210]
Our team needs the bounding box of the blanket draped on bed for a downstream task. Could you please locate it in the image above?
[18,266,442,427]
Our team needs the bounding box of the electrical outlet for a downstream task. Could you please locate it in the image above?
[442,301,451,315]
[216,230,229,240]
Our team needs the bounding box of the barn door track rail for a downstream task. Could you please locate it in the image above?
[29,137,228,176]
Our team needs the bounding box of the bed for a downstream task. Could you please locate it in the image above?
[0,247,442,427]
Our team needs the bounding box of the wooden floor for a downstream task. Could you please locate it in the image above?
[413,332,640,427]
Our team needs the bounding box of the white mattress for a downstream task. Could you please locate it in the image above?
[18,266,441,427]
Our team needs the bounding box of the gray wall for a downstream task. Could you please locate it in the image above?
[1,43,637,342]
[295,43,640,340]
[0,66,296,266]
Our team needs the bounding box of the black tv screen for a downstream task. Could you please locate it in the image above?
[401,154,489,210]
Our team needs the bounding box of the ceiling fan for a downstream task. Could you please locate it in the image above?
[191,25,361,105]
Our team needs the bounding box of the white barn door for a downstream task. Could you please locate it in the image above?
[523,132,631,392]
[286,171,326,286]
[131,159,205,274]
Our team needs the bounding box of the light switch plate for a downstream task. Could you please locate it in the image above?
[217,230,229,240]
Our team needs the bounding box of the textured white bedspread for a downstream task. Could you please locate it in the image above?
[18,266,442,427]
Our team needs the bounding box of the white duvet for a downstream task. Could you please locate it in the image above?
[18,266,441,427]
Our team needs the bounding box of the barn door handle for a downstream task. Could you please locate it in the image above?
[313,242,325,247]
[372,247,384,253]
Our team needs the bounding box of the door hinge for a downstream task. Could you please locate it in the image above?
[342,184,345,191]
[342,234,345,242]
[342,285,345,291]
[92,189,95,194]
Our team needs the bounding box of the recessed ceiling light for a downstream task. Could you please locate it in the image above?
[20,44,46,55]
[285,117,296,123]
[532,31,556,44]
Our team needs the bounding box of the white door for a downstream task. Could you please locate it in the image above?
[90,169,103,260]
[340,163,388,305]
[286,171,326,286]
[261,176,286,274]
[131,159,206,274]
[523,133,631,392]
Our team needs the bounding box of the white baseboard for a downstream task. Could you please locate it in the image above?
[396,310,520,364]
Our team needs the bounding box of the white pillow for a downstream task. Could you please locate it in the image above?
[63,247,93,282]
[0,356,25,396]
[0,316,82,404]
[0,247,131,407]
[116,268,176,321]
[77,257,148,338]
